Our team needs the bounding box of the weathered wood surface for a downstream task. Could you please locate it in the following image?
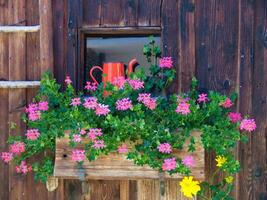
[0,25,40,32]
[0,81,40,88]
[54,132,204,180]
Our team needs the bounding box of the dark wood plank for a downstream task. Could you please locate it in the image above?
[251,1,267,199]
[138,0,161,27]
[101,0,124,26]
[123,0,138,26]
[236,1,254,199]
[179,0,196,92]
[83,0,101,27]
[161,0,179,93]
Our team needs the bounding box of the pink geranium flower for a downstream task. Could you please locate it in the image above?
[15,161,32,174]
[182,155,195,168]
[220,98,233,108]
[83,97,98,109]
[38,101,49,111]
[95,104,110,116]
[240,119,256,132]
[112,76,126,89]
[176,102,191,115]
[26,103,41,121]
[157,143,172,154]
[116,98,133,111]
[118,144,128,153]
[137,93,157,110]
[28,111,41,121]
[1,152,13,163]
[159,57,173,69]
[80,129,87,135]
[10,142,25,155]
[93,140,106,149]
[162,158,177,171]
[85,81,98,91]
[26,129,40,140]
[70,98,81,106]
[127,79,144,90]
[72,134,81,143]
[71,149,85,162]
[65,75,72,85]
[228,112,242,123]
[88,128,103,141]
[197,93,209,103]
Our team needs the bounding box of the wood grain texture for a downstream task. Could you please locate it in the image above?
[83,0,102,27]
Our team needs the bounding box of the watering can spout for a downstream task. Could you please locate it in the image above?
[128,59,139,77]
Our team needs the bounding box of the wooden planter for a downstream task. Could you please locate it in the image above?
[54,132,205,180]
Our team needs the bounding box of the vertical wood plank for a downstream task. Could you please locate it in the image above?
[123,0,138,26]
[236,0,254,199]
[83,0,102,27]
[39,0,54,74]
[101,0,124,26]
[137,180,160,200]
[161,0,179,93]
[138,0,161,27]
[120,180,129,200]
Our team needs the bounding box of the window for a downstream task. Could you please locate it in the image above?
[85,35,161,85]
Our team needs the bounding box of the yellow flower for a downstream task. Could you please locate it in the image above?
[215,156,227,167]
[179,176,201,198]
[225,176,234,184]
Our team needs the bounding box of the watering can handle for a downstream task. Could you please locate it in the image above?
[90,66,103,85]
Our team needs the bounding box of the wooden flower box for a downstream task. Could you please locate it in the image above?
[54,132,205,180]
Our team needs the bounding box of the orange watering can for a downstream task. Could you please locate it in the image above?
[89,59,139,85]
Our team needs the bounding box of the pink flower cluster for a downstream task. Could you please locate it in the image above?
[65,75,72,85]
[220,98,233,108]
[26,102,48,121]
[15,161,32,174]
[83,97,98,109]
[88,128,103,141]
[240,119,256,132]
[112,76,126,89]
[127,79,144,90]
[157,143,172,154]
[197,93,209,103]
[39,101,49,111]
[138,93,157,110]
[72,134,81,143]
[116,98,133,111]
[118,144,128,153]
[95,104,110,116]
[93,140,106,149]
[1,152,13,163]
[80,129,87,135]
[26,129,40,140]
[228,112,242,123]
[71,149,85,162]
[162,158,177,171]
[70,98,81,106]
[85,81,98,91]
[10,142,25,155]
[182,155,195,168]
[159,57,173,69]
[176,102,191,115]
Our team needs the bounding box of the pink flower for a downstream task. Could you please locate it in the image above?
[138,93,157,110]
[1,152,13,163]
[72,134,81,143]
[28,111,41,121]
[116,98,133,111]
[26,103,41,121]
[220,98,233,108]
[80,129,87,135]
[118,144,128,153]
[177,95,190,103]
[83,97,98,109]
[112,76,126,89]
[15,161,32,174]
[65,75,72,85]
[240,119,256,132]
[38,101,49,111]
[157,143,172,154]
[70,98,81,106]
[159,57,173,69]
[176,102,191,115]
[71,149,85,162]
[88,128,103,140]
[10,142,25,155]
[95,104,110,116]
[197,93,209,103]
[26,129,40,140]
[93,140,106,149]
[127,79,144,90]
[228,112,242,123]
[182,156,195,168]
[162,158,177,171]
[25,103,39,113]
[85,81,98,91]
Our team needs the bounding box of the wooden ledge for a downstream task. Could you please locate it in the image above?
[0,25,40,33]
[0,81,41,88]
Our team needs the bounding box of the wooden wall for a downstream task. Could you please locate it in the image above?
[0,0,266,199]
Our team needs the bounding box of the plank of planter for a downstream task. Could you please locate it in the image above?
[54,131,205,180]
